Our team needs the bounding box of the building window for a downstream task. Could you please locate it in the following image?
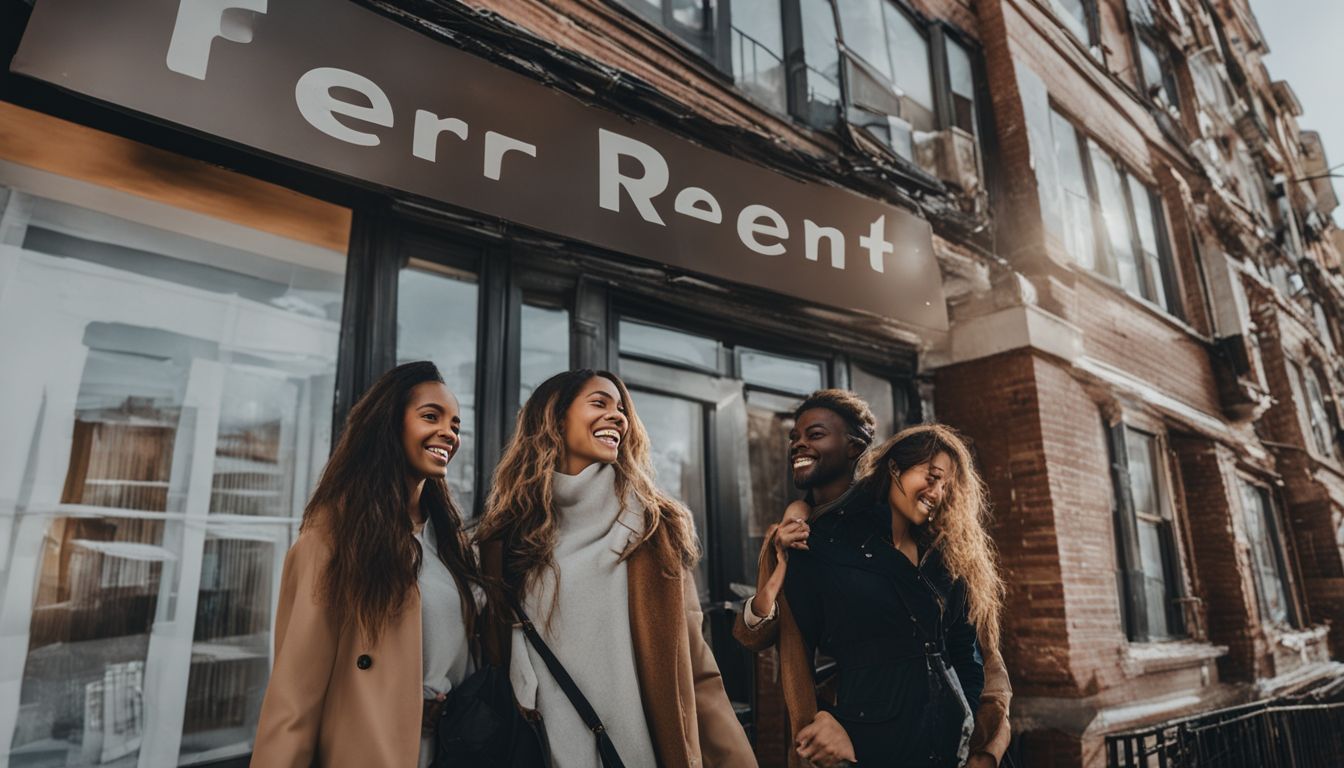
[1046,110,1181,313]
[1130,1,1182,115]
[1051,0,1096,45]
[0,172,347,765]
[1287,359,1337,459]
[1238,480,1293,627]
[1108,425,1187,641]
[619,0,984,173]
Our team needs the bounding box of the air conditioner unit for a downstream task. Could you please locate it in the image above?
[914,127,982,194]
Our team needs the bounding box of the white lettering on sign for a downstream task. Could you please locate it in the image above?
[804,220,846,269]
[598,128,669,226]
[412,110,468,162]
[860,215,895,273]
[295,67,394,147]
[674,187,722,224]
[483,132,538,181]
[166,0,268,80]
[737,204,788,256]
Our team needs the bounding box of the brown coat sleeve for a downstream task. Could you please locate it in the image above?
[252,531,341,768]
[732,525,782,653]
[968,638,1012,763]
[683,572,757,768]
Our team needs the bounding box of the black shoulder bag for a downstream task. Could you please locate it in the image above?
[433,594,626,768]
[511,595,627,768]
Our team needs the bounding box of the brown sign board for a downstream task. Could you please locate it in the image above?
[11,0,947,331]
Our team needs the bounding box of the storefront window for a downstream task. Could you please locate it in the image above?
[396,263,480,513]
[738,348,825,396]
[618,319,722,371]
[519,302,570,403]
[0,177,345,766]
[850,366,897,438]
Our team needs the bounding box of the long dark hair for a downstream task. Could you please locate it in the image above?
[303,361,480,642]
[856,424,1003,650]
[476,369,699,597]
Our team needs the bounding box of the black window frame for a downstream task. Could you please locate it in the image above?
[611,0,988,155]
[1127,2,1183,116]
[1050,0,1101,49]
[1107,422,1189,642]
[1052,110,1184,317]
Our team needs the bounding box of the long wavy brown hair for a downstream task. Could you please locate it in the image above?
[857,424,1005,651]
[475,369,699,598]
[303,361,480,642]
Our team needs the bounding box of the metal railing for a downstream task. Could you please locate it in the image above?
[1106,699,1344,767]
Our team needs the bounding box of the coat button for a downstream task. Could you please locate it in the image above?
[357,654,373,670]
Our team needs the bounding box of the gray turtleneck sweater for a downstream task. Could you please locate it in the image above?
[508,462,657,767]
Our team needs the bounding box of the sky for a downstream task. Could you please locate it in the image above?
[1247,0,1344,224]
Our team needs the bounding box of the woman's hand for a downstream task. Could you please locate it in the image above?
[757,515,809,611]
[795,711,856,767]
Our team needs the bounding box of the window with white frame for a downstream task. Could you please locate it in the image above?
[1238,480,1293,626]
[1289,360,1337,459]
[1051,0,1096,45]
[1046,110,1181,312]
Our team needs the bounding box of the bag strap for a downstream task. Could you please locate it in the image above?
[508,595,627,768]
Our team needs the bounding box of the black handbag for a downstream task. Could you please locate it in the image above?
[432,594,625,768]
[432,657,548,768]
[511,596,627,768]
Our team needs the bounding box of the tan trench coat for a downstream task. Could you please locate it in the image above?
[480,522,758,768]
[251,527,425,767]
[732,525,1012,767]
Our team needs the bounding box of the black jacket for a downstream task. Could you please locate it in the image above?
[784,501,984,765]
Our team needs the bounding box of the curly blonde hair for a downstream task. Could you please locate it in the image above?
[857,423,1004,651]
[475,370,700,599]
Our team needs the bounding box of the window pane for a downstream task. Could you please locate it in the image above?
[883,3,936,131]
[397,264,479,513]
[1125,431,1160,519]
[738,348,825,395]
[800,0,843,127]
[619,319,722,371]
[1302,366,1335,458]
[850,366,896,440]
[837,0,893,81]
[633,390,710,602]
[732,0,787,113]
[947,38,978,135]
[1127,176,1169,308]
[1239,483,1290,625]
[1050,111,1095,270]
[1138,37,1164,100]
[1052,0,1090,41]
[1088,143,1141,292]
[2,183,345,766]
[519,303,570,404]
[1138,519,1173,638]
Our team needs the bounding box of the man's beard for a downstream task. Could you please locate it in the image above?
[793,456,851,490]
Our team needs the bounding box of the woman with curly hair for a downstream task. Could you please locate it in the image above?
[252,361,481,767]
[741,423,1009,768]
[474,369,756,767]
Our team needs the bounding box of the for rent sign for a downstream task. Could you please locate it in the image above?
[12,0,947,330]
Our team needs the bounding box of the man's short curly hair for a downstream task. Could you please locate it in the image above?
[793,389,878,447]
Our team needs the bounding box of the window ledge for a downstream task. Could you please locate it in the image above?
[1072,266,1211,344]
[1122,641,1228,676]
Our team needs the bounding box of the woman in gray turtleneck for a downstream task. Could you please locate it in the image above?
[476,369,757,768]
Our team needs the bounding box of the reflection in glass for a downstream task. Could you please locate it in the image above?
[1239,483,1290,626]
[520,304,570,404]
[850,367,895,439]
[631,390,710,603]
[397,265,479,513]
[1089,143,1140,294]
[744,402,797,588]
[0,184,344,766]
[731,0,787,113]
[618,320,721,371]
[738,349,824,395]
[800,0,843,127]
[1050,111,1095,270]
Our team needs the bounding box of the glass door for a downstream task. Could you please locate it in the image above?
[616,318,830,748]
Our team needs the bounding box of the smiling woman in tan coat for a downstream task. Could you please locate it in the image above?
[475,369,757,768]
[251,361,481,767]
